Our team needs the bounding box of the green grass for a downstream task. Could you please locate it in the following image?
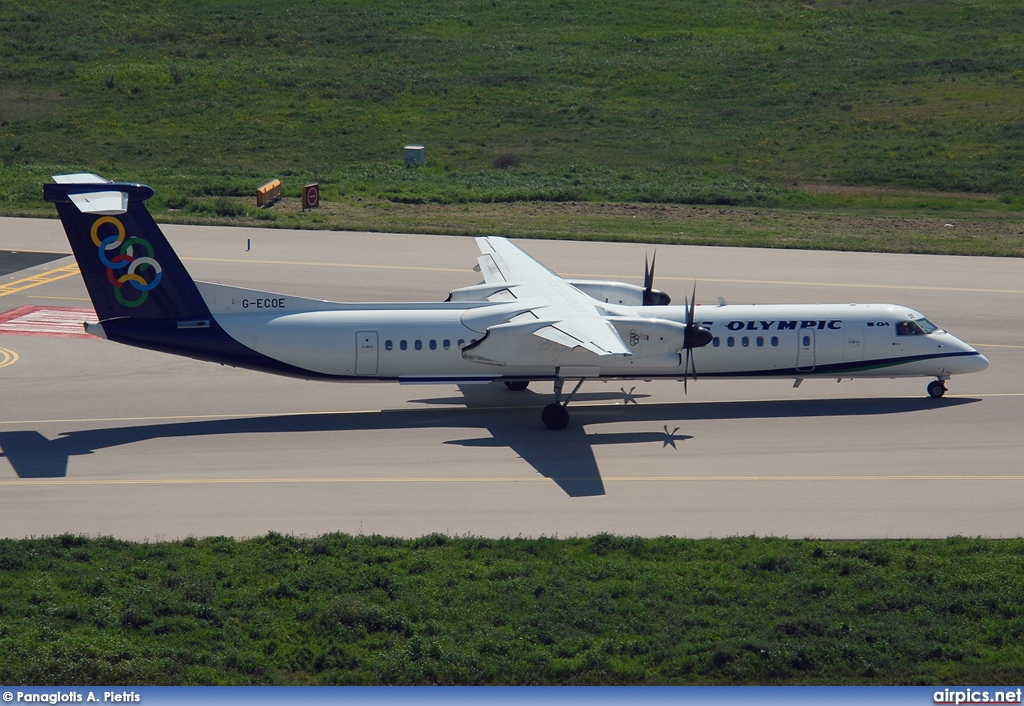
[2,534,1024,685]
[1,1,1023,255]
[2,0,1021,188]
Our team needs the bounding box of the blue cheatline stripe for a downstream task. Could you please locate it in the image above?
[694,350,985,379]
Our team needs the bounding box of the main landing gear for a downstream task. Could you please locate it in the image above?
[541,378,587,430]
[927,378,948,399]
[541,403,570,431]
[502,377,582,430]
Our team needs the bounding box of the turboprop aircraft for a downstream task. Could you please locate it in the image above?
[43,173,989,430]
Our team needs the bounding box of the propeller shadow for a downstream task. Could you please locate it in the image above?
[445,415,693,497]
[0,395,979,497]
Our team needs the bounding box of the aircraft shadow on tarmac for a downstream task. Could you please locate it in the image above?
[0,394,979,498]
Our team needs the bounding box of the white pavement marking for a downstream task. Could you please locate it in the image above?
[0,306,96,338]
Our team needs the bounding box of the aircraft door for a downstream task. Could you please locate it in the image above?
[796,328,815,372]
[356,331,378,376]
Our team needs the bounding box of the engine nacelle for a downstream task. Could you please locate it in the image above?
[606,317,688,357]
[568,280,670,306]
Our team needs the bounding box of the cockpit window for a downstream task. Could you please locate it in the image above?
[897,319,939,336]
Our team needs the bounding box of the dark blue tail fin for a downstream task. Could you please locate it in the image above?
[43,174,211,322]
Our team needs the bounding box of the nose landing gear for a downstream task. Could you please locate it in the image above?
[927,379,948,398]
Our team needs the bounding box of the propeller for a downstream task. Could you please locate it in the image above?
[642,253,671,306]
[680,282,713,393]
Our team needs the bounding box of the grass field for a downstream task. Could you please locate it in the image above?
[2,534,1024,685]
[1,0,1023,255]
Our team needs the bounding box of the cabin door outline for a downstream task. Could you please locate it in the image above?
[356,331,379,376]
[796,328,815,372]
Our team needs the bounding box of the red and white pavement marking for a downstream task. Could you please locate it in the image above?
[0,306,98,339]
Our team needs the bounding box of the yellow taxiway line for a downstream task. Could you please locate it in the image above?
[0,264,80,297]
[0,347,18,369]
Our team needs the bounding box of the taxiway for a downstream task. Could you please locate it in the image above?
[0,217,1021,539]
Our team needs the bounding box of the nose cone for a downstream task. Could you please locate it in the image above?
[953,341,989,373]
[940,332,989,374]
[965,351,990,373]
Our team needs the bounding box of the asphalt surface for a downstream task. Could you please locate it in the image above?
[0,216,1021,540]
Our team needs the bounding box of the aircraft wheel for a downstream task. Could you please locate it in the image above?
[504,381,529,391]
[927,380,947,398]
[541,403,570,430]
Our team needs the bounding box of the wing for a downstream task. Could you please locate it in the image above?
[473,237,631,357]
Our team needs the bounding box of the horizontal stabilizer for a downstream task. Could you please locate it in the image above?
[52,173,110,185]
[69,191,128,215]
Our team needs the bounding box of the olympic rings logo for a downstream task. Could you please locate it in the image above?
[90,216,163,308]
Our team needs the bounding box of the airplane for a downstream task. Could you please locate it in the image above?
[43,173,989,430]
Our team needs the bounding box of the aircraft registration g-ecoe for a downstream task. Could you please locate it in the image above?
[44,174,989,430]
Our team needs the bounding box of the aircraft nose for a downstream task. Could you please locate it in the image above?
[955,349,989,374]
[946,334,989,374]
[971,352,990,372]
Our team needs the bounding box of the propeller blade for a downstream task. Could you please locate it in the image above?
[641,251,671,306]
[683,348,690,394]
[680,283,705,394]
[687,282,697,327]
[642,252,655,305]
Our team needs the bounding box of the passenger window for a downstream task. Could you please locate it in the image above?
[741,336,749,347]
[415,340,422,351]
[443,339,451,350]
[727,336,735,348]
[712,337,720,348]
[458,339,465,348]
[771,336,779,347]
[756,336,764,347]
[400,340,407,351]
[802,335,811,347]
[429,340,437,350]
[385,340,393,351]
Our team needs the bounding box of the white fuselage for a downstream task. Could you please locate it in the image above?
[196,283,987,383]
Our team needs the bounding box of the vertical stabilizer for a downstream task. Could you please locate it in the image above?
[43,174,211,322]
